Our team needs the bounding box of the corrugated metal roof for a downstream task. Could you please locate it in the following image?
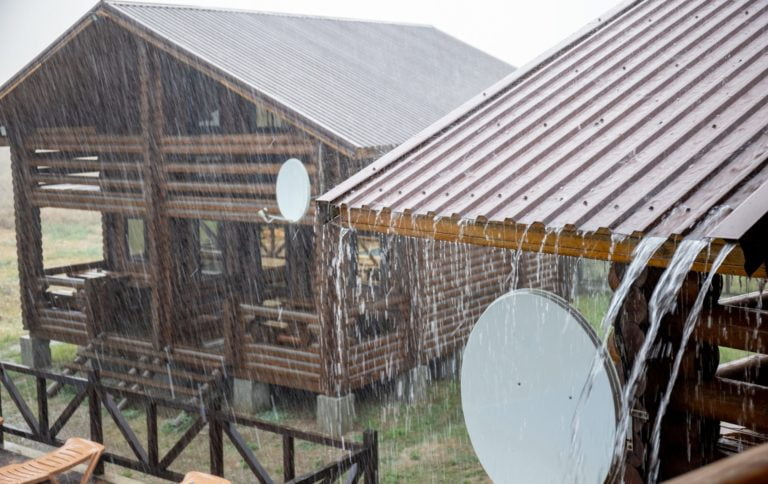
[102,1,511,150]
[322,0,768,248]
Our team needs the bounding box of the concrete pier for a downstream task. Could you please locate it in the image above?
[317,393,355,436]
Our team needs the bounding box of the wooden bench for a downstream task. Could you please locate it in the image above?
[181,471,231,483]
[0,437,103,483]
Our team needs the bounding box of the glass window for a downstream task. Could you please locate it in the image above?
[127,218,146,260]
[200,220,223,274]
[255,105,284,130]
[357,235,383,286]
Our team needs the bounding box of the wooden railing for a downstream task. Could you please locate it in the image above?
[665,441,768,483]
[0,362,378,483]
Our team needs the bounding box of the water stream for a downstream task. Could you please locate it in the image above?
[613,238,710,470]
[571,237,665,438]
[647,243,735,482]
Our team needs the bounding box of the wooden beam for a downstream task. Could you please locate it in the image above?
[695,306,767,353]
[664,441,768,483]
[138,41,173,351]
[717,355,768,386]
[335,208,765,278]
[671,377,768,433]
[8,125,44,331]
[313,221,350,395]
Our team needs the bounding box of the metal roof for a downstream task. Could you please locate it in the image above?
[103,2,511,151]
[321,0,768,276]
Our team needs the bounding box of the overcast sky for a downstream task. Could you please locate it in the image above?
[0,0,620,85]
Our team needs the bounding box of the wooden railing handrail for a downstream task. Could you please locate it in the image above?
[0,361,377,482]
[665,441,768,483]
[43,260,105,276]
[240,304,319,324]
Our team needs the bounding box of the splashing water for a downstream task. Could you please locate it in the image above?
[613,238,710,471]
[647,243,735,482]
[570,236,665,471]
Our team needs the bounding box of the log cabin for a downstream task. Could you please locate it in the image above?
[319,0,768,479]
[0,0,514,420]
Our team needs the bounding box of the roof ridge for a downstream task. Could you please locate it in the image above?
[105,1,436,29]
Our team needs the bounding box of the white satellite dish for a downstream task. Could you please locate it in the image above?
[275,158,311,223]
[461,289,621,484]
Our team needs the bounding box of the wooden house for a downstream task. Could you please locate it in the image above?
[0,0,512,410]
[320,0,768,479]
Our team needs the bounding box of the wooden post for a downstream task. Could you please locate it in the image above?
[222,296,243,368]
[147,401,159,470]
[363,429,379,483]
[314,215,349,395]
[208,394,224,476]
[8,124,44,332]
[138,41,173,350]
[610,265,722,481]
[36,376,49,442]
[88,365,104,476]
[282,434,295,481]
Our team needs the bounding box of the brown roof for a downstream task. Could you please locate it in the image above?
[320,0,768,277]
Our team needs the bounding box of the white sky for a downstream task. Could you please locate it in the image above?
[0,0,620,86]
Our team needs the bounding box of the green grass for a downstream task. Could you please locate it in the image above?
[573,291,612,337]
[719,347,754,364]
[51,342,78,365]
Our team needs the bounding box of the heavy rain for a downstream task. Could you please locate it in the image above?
[0,0,766,483]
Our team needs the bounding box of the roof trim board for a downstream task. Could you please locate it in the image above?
[335,207,765,278]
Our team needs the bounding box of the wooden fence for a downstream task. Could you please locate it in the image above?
[0,362,377,483]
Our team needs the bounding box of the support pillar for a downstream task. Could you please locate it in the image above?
[20,335,51,368]
[232,378,271,414]
[395,364,430,403]
[316,393,355,436]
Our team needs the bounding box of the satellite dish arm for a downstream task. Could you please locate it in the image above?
[257,209,287,223]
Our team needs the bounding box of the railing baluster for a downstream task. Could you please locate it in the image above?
[36,376,48,441]
[0,363,380,482]
[283,434,295,481]
[363,430,378,483]
[0,369,4,447]
[147,401,159,471]
[88,367,104,476]
[209,396,224,476]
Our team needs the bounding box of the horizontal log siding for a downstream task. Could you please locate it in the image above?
[411,239,513,364]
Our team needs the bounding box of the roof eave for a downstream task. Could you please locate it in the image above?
[332,206,762,278]
[317,0,648,205]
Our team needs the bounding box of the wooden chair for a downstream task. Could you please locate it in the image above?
[180,471,231,483]
[0,437,104,483]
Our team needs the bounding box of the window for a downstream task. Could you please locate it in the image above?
[199,220,223,275]
[127,218,146,260]
[255,105,284,130]
[356,235,383,287]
